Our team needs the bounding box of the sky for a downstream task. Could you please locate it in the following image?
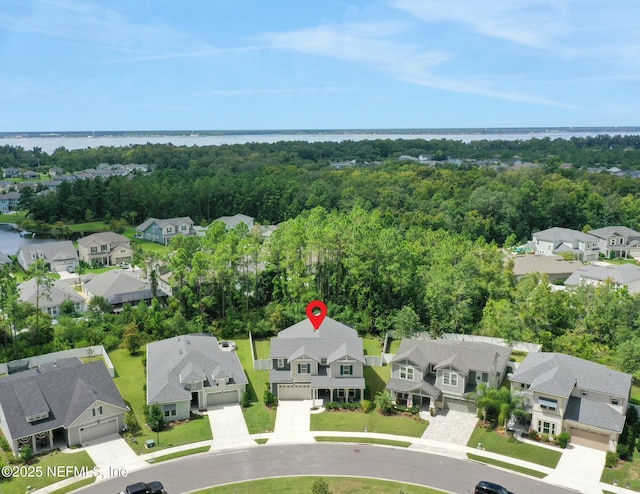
[1,0,639,131]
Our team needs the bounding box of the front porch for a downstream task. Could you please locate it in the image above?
[14,428,67,456]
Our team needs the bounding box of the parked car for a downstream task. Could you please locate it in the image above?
[119,481,165,494]
[119,261,131,269]
[475,480,514,494]
[66,265,76,273]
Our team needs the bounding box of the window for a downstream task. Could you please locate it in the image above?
[90,246,97,254]
[611,239,616,245]
[92,406,103,417]
[298,363,310,374]
[321,358,327,365]
[612,398,620,406]
[539,397,558,410]
[101,244,108,252]
[400,366,414,380]
[181,225,187,231]
[481,372,489,383]
[443,372,458,386]
[163,405,177,418]
[537,420,556,435]
[348,389,356,397]
[340,365,353,376]
[277,358,285,368]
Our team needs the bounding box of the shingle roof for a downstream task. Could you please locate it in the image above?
[84,270,166,305]
[386,377,441,398]
[136,217,194,231]
[19,278,85,307]
[565,396,625,433]
[77,232,130,248]
[565,263,640,291]
[146,334,248,405]
[391,339,510,375]
[0,251,11,264]
[510,353,631,398]
[532,227,598,243]
[18,241,78,268]
[215,214,255,229]
[588,226,640,239]
[0,359,126,440]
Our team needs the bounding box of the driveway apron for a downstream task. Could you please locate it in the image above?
[270,400,315,444]
[545,443,605,494]
[207,404,255,450]
[83,433,149,479]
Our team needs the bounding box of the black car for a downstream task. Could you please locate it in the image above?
[474,480,514,494]
[120,481,165,494]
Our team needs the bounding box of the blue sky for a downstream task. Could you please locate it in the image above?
[1,0,639,131]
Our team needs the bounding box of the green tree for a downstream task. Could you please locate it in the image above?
[26,259,53,341]
[144,404,164,432]
[392,306,424,339]
[123,323,142,354]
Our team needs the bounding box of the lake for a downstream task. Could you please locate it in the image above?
[2,129,640,154]
[0,224,49,256]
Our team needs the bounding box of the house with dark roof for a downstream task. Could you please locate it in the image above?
[82,270,166,311]
[532,227,600,261]
[386,339,511,413]
[3,167,22,178]
[146,334,248,420]
[564,263,640,294]
[0,191,21,212]
[19,278,86,316]
[17,240,79,272]
[269,317,366,402]
[587,226,640,259]
[510,352,631,451]
[0,358,127,455]
[135,217,195,245]
[78,232,133,266]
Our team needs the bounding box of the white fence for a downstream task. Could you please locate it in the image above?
[409,332,542,353]
[0,345,116,377]
[254,359,271,371]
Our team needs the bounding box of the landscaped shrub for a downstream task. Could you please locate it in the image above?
[606,451,619,468]
[360,399,373,413]
[325,402,339,410]
[556,432,571,449]
[617,443,630,461]
[627,405,639,426]
[0,436,10,452]
[241,391,251,408]
[263,389,277,407]
[20,445,33,464]
[311,478,331,494]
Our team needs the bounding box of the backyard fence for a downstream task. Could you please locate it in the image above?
[0,345,115,377]
[250,331,272,370]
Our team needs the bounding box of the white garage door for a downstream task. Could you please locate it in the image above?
[444,398,476,414]
[79,418,118,444]
[206,391,238,407]
[278,384,310,400]
[568,426,610,451]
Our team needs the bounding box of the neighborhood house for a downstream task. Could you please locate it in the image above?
[531,227,600,261]
[17,241,79,273]
[78,232,133,267]
[82,270,166,311]
[135,217,195,245]
[19,278,86,316]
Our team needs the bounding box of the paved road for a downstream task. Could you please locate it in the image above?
[82,444,574,494]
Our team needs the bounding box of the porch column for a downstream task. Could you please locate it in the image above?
[49,431,53,449]
[31,435,36,453]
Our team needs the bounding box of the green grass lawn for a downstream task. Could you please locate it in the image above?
[388,339,401,354]
[631,385,640,405]
[311,409,427,437]
[131,238,170,255]
[364,365,391,399]
[1,450,95,494]
[601,450,640,490]
[235,338,277,433]
[467,453,546,478]
[510,350,528,363]
[109,349,212,455]
[315,436,411,447]
[467,426,561,468]
[362,335,384,356]
[193,476,446,494]
[149,446,210,464]
[252,338,271,360]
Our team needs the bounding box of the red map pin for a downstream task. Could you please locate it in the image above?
[306,300,327,330]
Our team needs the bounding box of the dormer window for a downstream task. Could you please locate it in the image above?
[321,358,327,365]
[277,358,285,368]
[400,366,414,380]
[26,412,49,423]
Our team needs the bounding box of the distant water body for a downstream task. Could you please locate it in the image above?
[1,129,640,155]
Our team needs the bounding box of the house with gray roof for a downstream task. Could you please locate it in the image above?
[146,334,248,420]
[587,226,640,259]
[510,353,631,451]
[135,217,195,245]
[17,240,79,272]
[82,270,167,311]
[0,358,127,455]
[0,191,21,212]
[510,254,582,283]
[564,263,640,293]
[215,213,255,230]
[0,251,11,265]
[386,339,511,413]
[269,317,366,402]
[19,278,86,316]
[78,232,133,267]
[532,227,599,261]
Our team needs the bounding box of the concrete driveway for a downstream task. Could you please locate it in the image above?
[83,434,149,479]
[207,404,255,450]
[418,409,478,445]
[269,400,315,444]
[545,443,606,494]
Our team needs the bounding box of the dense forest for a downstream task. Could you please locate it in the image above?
[3,136,640,379]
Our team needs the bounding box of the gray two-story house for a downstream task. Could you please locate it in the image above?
[532,227,600,261]
[588,226,640,259]
[270,317,366,402]
[135,217,195,245]
[386,339,511,413]
[78,232,133,266]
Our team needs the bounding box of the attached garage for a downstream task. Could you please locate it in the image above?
[79,418,118,444]
[568,426,610,451]
[277,383,310,400]
[206,390,239,407]
[444,397,476,414]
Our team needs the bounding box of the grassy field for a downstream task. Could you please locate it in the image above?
[235,337,277,434]
[49,477,96,494]
[252,338,271,360]
[1,450,95,494]
[315,436,411,447]
[601,450,640,490]
[362,335,384,356]
[311,409,427,437]
[194,476,446,494]
[467,426,561,468]
[150,446,210,464]
[388,339,401,354]
[364,365,391,399]
[109,349,212,455]
[131,238,171,255]
[467,453,547,478]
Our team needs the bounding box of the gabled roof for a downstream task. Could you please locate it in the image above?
[77,232,130,248]
[565,396,625,433]
[18,240,78,267]
[136,217,194,231]
[19,278,85,307]
[565,263,640,289]
[510,254,582,277]
[269,316,365,364]
[588,226,640,239]
[510,352,631,398]
[532,227,598,244]
[146,334,248,404]
[215,214,255,229]
[0,358,126,440]
[83,269,166,305]
[391,339,510,375]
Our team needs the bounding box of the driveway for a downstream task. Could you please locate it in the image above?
[545,443,606,494]
[83,434,148,479]
[207,404,255,450]
[418,409,478,445]
[269,400,315,444]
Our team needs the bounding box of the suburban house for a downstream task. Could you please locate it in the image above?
[17,241,79,272]
[135,217,195,245]
[269,317,366,402]
[587,226,640,259]
[0,191,21,212]
[510,352,631,451]
[82,270,167,311]
[3,167,22,178]
[48,167,64,177]
[146,334,248,420]
[215,213,255,230]
[19,278,86,316]
[22,170,39,180]
[564,263,640,294]
[386,339,511,413]
[509,254,582,283]
[0,251,12,265]
[531,227,600,261]
[78,232,133,267]
[0,358,128,455]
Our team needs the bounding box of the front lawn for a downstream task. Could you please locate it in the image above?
[364,365,390,399]
[311,409,427,437]
[315,436,411,447]
[467,426,561,468]
[110,349,212,455]
[130,238,170,255]
[601,450,640,491]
